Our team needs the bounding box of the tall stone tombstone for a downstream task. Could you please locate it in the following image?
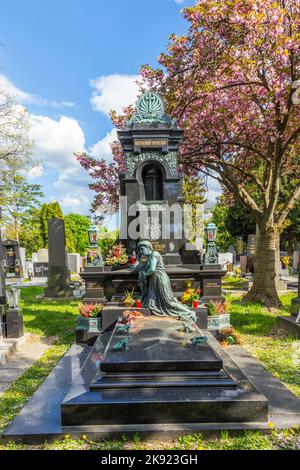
[247,234,256,255]
[117,91,200,265]
[44,218,72,298]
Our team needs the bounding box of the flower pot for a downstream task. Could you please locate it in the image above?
[207,313,231,330]
[76,316,102,333]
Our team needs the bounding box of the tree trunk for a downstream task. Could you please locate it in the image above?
[243,225,281,307]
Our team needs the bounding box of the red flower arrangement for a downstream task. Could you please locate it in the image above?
[79,303,103,318]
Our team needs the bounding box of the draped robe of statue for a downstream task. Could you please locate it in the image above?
[134,241,196,322]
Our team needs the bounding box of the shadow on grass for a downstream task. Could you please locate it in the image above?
[228,294,296,337]
[20,286,79,345]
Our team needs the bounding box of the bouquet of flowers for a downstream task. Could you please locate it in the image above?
[123,288,135,307]
[79,303,103,318]
[181,287,201,307]
[105,243,128,266]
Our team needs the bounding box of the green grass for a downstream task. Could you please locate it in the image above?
[20,286,79,344]
[1,428,299,450]
[0,286,299,450]
[229,292,300,397]
[0,287,79,435]
[222,276,247,290]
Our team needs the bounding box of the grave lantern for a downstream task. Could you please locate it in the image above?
[6,288,20,308]
[205,223,217,243]
[88,224,99,247]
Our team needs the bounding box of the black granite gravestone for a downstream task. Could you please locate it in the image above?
[44,218,72,298]
[2,239,23,277]
[6,307,24,338]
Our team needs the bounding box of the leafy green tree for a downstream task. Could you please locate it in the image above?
[182,175,206,242]
[211,199,235,252]
[19,208,43,255]
[98,227,119,259]
[224,201,256,242]
[39,202,64,247]
[0,173,44,240]
[64,213,91,255]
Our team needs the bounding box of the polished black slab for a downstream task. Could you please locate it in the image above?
[91,369,236,390]
[101,317,222,373]
[61,331,268,427]
[7,330,300,442]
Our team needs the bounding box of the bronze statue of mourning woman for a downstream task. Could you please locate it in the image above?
[133,240,196,322]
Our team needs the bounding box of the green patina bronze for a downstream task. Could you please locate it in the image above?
[191,335,208,346]
[116,324,131,335]
[113,337,129,352]
[133,240,196,322]
[126,92,175,127]
[180,322,196,333]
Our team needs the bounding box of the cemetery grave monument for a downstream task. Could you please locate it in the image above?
[81,91,226,330]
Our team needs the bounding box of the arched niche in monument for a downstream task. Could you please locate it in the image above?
[141,163,164,201]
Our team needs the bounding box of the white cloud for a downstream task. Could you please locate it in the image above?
[27,163,45,179]
[90,74,140,116]
[174,0,185,4]
[60,194,91,214]
[0,74,75,108]
[0,74,33,103]
[30,115,85,172]
[29,114,93,214]
[89,128,117,161]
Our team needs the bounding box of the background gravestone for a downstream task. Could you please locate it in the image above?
[44,218,72,298]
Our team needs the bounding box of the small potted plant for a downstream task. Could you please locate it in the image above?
[123,289,135,307]
[105,243,129,270]
[207,299,231,330]
[76,302,103,338]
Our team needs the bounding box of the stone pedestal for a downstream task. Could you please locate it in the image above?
[81,265,226,305]
[6,307,24,338]
[44,266,72,298]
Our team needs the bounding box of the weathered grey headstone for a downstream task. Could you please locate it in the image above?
[67,253,81,274]
[37,248,49,262]
[247,234,256,255]
[44,218,72,298]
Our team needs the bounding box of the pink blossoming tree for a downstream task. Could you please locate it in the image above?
[139,0,300,307]
[76,0,300,307]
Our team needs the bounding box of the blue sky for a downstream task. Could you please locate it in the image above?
[0,0,219,221]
